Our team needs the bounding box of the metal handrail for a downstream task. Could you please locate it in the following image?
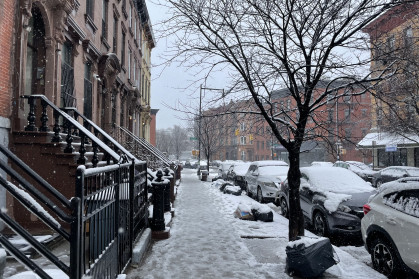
[62,107,143,164]
[22,95,120,162]
[118,125,171,165]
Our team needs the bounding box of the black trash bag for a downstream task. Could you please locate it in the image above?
[286,237,339,278]
[223,185,242,196]
[251,209,273,222]
[219,182,233,192]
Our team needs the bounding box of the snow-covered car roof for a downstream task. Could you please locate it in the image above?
[379,166,419,175]
[378,177,419,194]
[311,161,333,167]
[232,163,251,176]
[301,167,374,194]
[251,160,288,167]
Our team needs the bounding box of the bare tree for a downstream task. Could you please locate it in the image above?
[172,125,190,160]
[160,0,411,240]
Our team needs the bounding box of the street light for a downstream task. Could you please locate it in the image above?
[197,84,225,176]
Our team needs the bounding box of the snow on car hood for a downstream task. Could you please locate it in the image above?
[301,167,374,193]
[301,167,375,212]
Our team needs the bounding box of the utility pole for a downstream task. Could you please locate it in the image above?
[197,85,225,175]
[197,84,202,175]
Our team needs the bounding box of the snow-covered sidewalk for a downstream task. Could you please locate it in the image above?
[126,169,386,279]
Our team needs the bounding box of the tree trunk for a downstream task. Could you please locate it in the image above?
[288,148,305,241]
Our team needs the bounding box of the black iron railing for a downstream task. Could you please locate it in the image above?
[113,125,171,169]
[0,145,148,279]
[22,95,123,166]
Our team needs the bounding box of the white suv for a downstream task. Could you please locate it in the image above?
[361,177,419,277]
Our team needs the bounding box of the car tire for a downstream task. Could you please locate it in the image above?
[246,183,252,198]
[376,180,382,188]
[313,211,329,237]
[370,237,400,278]
[257,187,264,203]
[280,198,289,218]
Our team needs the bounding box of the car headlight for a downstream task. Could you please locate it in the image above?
[338,204,352,213]
[263,182,277,188]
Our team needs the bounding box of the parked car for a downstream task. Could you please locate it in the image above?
[276,167,376,237]
[311,161,333,167]
[226,162,251,190]
[244,160,289,203]
[333,161,376,183]
[372,166,419,188]
[218,161,235,180]
[361,177,419,277]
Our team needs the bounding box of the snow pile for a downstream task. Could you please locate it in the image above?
[287,236,328,248]
[323,192,352,212]
[251,203,272,214]
[301,167,374,193]
[383,193,419,217]
[211,179,226,188]
[224,185,241,192]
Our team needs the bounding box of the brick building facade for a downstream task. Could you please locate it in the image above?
[208,82,372,165]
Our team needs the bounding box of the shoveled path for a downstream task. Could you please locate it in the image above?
[126,169,266,279]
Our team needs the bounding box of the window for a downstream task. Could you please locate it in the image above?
[345,128,351,138]
[361,129,367,137]
[133,58,137,85]
[101,0,108,40]
[361,109,367,117]
[240,136,246,145]
[240,122,246,131]
[262,141,264,149]
[328,109,334,122]
[61,41,75,107]
[257,141,260,150]
[86,0,94,19]
[405,27,413,47]
[129,4,132,29]
[241,151,246,161]
[383,190,419,218]
[121,31,126,67]
[128,48,132,79]
[287,99,291,110]
[344,109,350,120]
[344,95,351,103]
[113,16,117,52]
[84,61,93,120]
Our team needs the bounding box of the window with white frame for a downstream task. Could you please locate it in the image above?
[240,122,246,131]
[240,136,246,145]
[241,151,246,161]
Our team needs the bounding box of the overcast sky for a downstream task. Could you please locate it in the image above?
[147,1,192,131]
[147,1,228,131]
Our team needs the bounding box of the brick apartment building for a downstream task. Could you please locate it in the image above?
[360,2,419,168]
[208,82,373,165]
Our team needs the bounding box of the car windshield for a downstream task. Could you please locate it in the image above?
[348,162,370,171]
[406,168,419,176]
[258,166,288,176]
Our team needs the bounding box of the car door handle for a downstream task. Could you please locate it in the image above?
[385,217,397,226]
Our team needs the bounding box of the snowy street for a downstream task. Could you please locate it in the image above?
[126,169,387,279]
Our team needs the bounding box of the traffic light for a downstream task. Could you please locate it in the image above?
[235,128,240,136]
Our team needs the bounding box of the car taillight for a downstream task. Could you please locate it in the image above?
[363,204,371,215]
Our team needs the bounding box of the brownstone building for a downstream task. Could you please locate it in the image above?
[9,0,155,141]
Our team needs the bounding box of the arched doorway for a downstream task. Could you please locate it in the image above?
[25,6,46,96]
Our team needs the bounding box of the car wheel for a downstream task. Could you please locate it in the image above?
[313,212,329,237]
[257,187,264,203]
[370,237,400,277]
[280,198,289,218]
[246,183,252,197]
[376,180,382,188]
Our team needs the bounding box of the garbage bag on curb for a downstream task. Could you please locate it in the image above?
[251,203,273,222]
[233,203,254,220]
[286,236,339,278]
